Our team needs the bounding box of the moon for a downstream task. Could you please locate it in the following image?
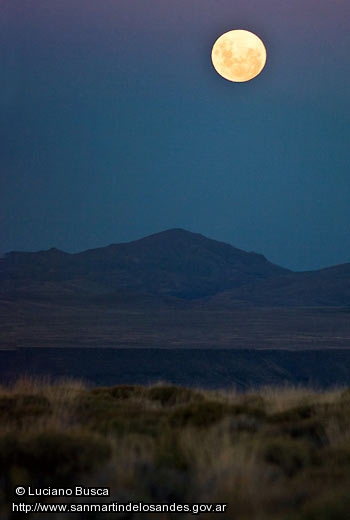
[211,29,267,83]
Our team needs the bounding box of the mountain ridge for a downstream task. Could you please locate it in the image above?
[1,228,349,307]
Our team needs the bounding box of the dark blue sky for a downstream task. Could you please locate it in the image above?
[1,0,350,270]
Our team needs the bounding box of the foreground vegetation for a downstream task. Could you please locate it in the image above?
[1,378,350,519]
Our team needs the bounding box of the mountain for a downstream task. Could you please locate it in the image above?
[1,228,350,307]
[1,229,350,349]
[0,229,289,303]
[209,264,350,307]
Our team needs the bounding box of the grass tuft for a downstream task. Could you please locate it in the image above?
[0,378,350,519]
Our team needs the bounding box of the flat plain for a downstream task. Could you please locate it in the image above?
[1,300,350,349]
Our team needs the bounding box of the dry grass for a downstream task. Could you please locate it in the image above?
[0,379,350,519]
[260,385,345,414]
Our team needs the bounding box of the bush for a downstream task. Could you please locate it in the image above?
[269,404,315,423]
[0,394,51,424]
[301,493,350,520]
[146,385,203,406]
[91,385,143,400]
[169,401,232,428]
[0,429,111,507]
[263,437,315,477]
[0,430,111,479]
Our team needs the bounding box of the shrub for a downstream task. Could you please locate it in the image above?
[263,437,315,477]
[269,404,315,423]
[0,394,51,424]
[146,385,203,406]
[301,493,350,520]
[0,429,111,507]
[169,401,231,428]
[91,385,144,400]
[0,429,111,490]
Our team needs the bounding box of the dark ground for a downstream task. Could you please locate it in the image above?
[1,301,350,349]
[1,347,350,389]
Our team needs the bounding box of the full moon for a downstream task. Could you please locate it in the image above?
[211,29,267,82]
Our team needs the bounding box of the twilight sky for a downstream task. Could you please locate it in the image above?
[1,0,350,270]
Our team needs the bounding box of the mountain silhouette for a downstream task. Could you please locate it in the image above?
[0,228,349,307]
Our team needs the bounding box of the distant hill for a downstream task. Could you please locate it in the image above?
[209,264,350,307]
[1,228,350,307]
